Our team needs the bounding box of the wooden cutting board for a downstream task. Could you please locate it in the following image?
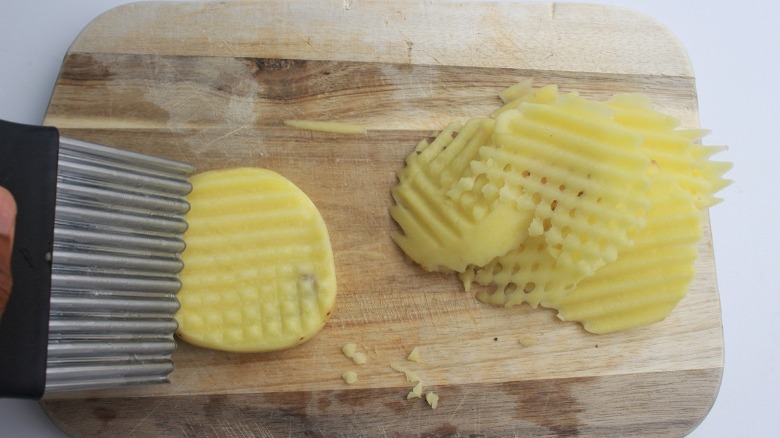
[40,1,724,436]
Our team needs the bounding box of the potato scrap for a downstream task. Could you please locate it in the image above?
[342,343,357,359]
[425,392,439,409]
[407,346,421,362]
[175,168,337,352]
[407,381,424,399]
[390,353,437,407]
[341,343,368,364]
[391,363,421,383]
[342,371,358,385]
[284,119,367,135]
[352,352,368,365]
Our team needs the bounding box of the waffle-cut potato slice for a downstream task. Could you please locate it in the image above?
[390,118,534,272]
[607,93,732,208]
[175,168,337,352]
[461,234,584,309]
[458,92,652,278]
[391,80,728,334]
[549,172,702,334]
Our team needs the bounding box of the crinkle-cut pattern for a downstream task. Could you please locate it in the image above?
[454,92,651,278]
[548,172,703,334]
[390,118,534,272]
[607,93,732,208]
[175,168,336,353]
[461,234,585,309]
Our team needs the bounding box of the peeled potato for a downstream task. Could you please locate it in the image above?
[175,168,337,352]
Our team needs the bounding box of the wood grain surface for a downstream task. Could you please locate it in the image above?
[40,1,723,436]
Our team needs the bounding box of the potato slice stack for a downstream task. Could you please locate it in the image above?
[390,82,731,334]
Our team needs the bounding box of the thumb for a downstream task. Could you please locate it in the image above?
[0,186,17,319]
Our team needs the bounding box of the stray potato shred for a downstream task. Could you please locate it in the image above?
[284,119,367,135]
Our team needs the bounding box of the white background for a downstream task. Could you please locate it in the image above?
[0,0,777,436]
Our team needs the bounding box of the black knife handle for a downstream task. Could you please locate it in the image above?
[0,118,59,399]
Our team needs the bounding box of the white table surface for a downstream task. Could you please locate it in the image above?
[1,0,777,436]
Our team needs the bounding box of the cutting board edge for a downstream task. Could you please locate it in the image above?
[64,0,695,77]
[39,1,725,436]
[39,366,723,437]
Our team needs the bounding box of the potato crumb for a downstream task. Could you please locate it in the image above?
[342,371,358,385]
[352,351,367,365]
[425,391,439,409]
[391,363,420,382]
[342,343,357,358]
[407,381,423,399]
[407,346,421,362]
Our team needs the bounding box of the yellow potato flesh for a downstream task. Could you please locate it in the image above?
[390,80,731,334]
[175,168,336,352]
[390,118,534,272]
[550,172,702,333]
